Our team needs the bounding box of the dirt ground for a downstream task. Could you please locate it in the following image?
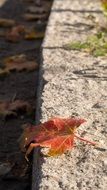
[0,0,52,189]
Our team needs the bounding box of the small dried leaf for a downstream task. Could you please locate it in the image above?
[0,100,32,118]
[9,100,32,114]
[6,25,25,42]
[3,54,38,73]
[25,31,44,40]
[0,18,15,27]
[4,54,26,63]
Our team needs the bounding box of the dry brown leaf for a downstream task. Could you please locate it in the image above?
[4,54,26,63]
[6,25,26,42]
[23,13,47,21]
[25,30,44,40]
[0,18,15,27]
[3,54,38,72]
[0,100,33,117]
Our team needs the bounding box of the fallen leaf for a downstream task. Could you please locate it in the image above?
[25,30,44,40]
[4,54,26,63]
[0,18,15,27]
[0,100,32,118]
[20,117,96,159]
[6,25,25,42]
[2,54,38,73]
[23,13,47,21]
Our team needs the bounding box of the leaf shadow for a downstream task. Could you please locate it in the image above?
[73,67,107,81]
[52,8,102,14]
[62,22,94,33]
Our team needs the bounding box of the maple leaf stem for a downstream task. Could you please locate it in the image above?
[74,134,96,145]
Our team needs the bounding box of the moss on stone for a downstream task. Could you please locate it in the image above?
[65,32,107,57]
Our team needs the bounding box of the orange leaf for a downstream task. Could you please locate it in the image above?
[46,135,74,156]
[20,117,96,159]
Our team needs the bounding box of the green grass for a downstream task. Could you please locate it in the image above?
[64,32,107,57]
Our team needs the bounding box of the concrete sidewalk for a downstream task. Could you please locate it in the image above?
[33,0,107,189]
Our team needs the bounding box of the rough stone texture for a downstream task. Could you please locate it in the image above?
[43,0,103,48]
[32,0,107,190]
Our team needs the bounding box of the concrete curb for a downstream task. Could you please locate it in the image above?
[32,0,107,189]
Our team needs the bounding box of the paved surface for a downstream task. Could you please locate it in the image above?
[33,0,107,189]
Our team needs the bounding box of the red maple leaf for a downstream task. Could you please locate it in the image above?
[20,117,96,160]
